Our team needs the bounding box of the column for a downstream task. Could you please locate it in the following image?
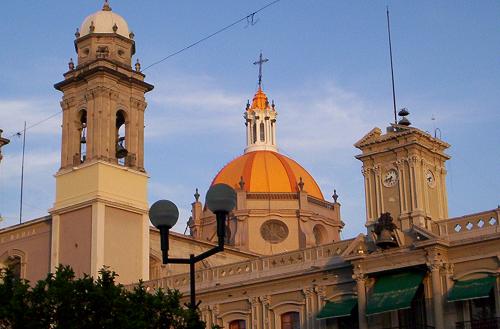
[303,288,315,329]
[50,214,60,272]
[250,297,260,329]
[259,295,271,329]
[428,263,444,329]
[353,271,368,329]
[315,286,327,329]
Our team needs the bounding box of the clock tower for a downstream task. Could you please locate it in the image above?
[355,123,450,232]
[49,2,154,284]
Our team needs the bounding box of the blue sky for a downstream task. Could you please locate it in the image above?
[0,1,498,238]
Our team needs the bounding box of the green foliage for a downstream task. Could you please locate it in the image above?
[0,266,207,329]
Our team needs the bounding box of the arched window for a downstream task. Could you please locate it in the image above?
[271,121,275,144]
[313,225,327,246]
[281,312,300,329]
[229,320,246,329]
[6,255,22,280]
[115,110,128,165]
[252,123,257,143]
[260,122,265,142]
[79,110,87,163]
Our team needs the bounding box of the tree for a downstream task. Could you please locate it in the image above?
[0,266,210,329]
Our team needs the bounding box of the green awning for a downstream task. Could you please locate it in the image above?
[366,271,425,316]
[317,296,357,320]
[447,276,496,302]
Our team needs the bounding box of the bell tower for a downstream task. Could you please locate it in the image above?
[355,119,450,233]
[50,2,154,284]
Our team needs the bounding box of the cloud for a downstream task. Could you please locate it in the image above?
[0,150,59,181]
[277,82,380,157]
[145,75,247,138]
[0,99,61,137]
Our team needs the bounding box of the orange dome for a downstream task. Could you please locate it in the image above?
[211,151,324,199]
[250,87,270,110]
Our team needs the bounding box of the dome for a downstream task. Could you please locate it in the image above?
[211,151,324,200]
[249,87,270,110]
[79,3,131,39]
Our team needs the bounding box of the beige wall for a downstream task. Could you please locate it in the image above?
[59,207,92,277]
[0,218,51,283]
[104,206,144,283]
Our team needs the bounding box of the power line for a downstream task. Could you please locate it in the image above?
[5,1,281,138]
[142,0,281,72]
[7,110,62,139]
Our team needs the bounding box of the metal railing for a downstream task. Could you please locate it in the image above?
[456,317,500,329]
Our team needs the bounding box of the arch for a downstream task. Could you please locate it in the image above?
[149,252,162,280]
[252,123,257,143]
[260,121,265,142]
[454,269,499,281]
[115,109,128,165]
[325,291,357,302]
[77,109,87,163]
[221,310,250,329]
[271,301,304,329]
[313,224,328,246]
[0,249,26,279]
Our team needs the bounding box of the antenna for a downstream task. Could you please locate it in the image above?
[19,121,26,224]
[386,7,397,125]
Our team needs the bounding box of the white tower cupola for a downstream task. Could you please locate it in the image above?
[244,53,278,153]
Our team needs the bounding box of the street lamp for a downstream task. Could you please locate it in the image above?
[148,183,236,310]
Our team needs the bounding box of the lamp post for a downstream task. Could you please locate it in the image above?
[149,183,236,310]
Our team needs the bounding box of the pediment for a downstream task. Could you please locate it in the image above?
[354,127,382,149]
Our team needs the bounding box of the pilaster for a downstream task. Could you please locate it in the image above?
[353,265,368,329]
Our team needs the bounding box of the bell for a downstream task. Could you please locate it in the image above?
[116,137,128,159]
[80,136,86,144]
[116,144,128,159]
[398,117,411,126]
[375,228,398,249]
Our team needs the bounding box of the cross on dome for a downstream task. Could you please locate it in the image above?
[253,52,269,89]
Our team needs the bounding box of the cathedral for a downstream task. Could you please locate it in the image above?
[0,3,499,329]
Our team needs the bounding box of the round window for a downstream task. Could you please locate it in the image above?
[260,219,289,244]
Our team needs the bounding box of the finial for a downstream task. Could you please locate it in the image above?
[135,58,141,72]
[102,0,112,11]
[194,188,200,202]
[75,28,80,38]
[332,189,339,203]
[112,23,118,33]
[89,21,95,33]
[239,176,245,190]
[68,58,75,71]
[129,31,135,40]
[246,100,250,110]
[253,52,269,89]
[271,100,275,109]
[298,177,304,191]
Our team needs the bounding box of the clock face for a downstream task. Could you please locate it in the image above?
[383,169,398,187]
[426,170,436,188]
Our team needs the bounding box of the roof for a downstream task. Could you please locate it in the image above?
[211,150,324,199]
[79,3,131,39]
